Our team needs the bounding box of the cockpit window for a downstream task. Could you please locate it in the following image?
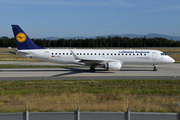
[161,53,167,55]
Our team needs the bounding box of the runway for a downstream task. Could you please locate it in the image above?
[0,61,179,80]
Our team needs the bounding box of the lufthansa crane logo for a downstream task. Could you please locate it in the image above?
[16,32,26,43]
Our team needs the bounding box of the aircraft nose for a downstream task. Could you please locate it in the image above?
[169,57,175,63]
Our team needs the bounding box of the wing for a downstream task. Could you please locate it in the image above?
[81,58,122,65]
[70,50,123,66]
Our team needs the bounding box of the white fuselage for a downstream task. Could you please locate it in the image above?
[17,49,175,66]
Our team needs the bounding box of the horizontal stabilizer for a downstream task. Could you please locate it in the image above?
[8,50,30,55]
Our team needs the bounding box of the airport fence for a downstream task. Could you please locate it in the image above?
[0,101,180,120]
[0,107,179,120]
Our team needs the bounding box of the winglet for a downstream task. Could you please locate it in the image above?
[70,50,81,60]
[11,25,44,50]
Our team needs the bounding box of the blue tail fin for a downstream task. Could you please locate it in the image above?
[11,25,44,50]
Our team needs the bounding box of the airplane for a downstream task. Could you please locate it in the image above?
[10,25,175,72]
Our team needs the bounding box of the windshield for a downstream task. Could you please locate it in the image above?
[161,53,167,55]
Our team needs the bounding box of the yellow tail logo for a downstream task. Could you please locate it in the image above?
[16,32,26,43]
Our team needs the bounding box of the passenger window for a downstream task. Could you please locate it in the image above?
[103,53,104,55]
[70,53,72,55]
[87,53,89,55]
[129,54,131,55]
[141,54,142,56]
[133,54,135,55]
[67,53,68,55]
[91,53,93,55]
[122,54,124,55]
[111,53,113,55]
[144,54,146,56]
[118,54,120,55]
[55,53,57,55]
[84,53,85,55]
[59,53,61,55]
[107,53,109,55]
[126,54,127,55]
[99,53,101,55]
[80,53,82,55]
[114,53,116,55]
[52,53,53,55]
[77,53,79,55]
[95,53,96,55]
[63,53,65,55]
[137,54,138,56]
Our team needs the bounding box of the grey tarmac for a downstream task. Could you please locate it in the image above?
[0,61,179,80]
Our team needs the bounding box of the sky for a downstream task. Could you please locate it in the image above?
[0,0,180,38]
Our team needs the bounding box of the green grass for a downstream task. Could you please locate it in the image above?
[1,80,180,113]
[1,80,180,96]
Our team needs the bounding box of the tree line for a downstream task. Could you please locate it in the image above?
[0,36,180,48]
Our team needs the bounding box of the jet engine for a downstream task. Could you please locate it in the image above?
[103,62,122,71]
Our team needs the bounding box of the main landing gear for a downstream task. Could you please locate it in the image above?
[90,66,96,73]
[153,65,157,71]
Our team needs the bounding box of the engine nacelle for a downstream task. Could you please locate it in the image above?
[104,62,122,71]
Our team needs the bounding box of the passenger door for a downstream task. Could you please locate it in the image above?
[152,52,156,60]
[44,51,49,59]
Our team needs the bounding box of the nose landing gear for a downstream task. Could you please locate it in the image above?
[153,65,157,71]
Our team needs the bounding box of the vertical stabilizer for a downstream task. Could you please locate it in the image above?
[11,25,44,50]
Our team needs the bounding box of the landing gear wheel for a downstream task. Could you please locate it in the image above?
[153,66,157,71]
[90,66,96,73]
